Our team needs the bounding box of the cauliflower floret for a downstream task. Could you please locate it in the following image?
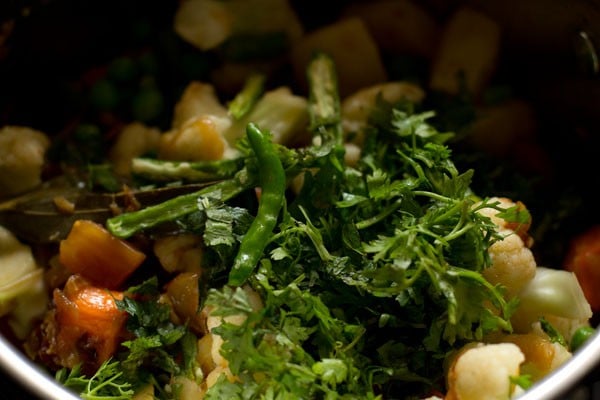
[475,197,536,298]
[478,197,533,244]
[486,330,572,382]
[477,197,516,228]
[108,122,161,176]
[446,342,525,400]
[159,115,232,161]
[484,229,537,298]
[477,197,532,247]
[171,82,229,129]
[0,126,50,196]
[158,81,238,162]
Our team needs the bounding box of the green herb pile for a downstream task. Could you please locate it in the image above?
[59,53,527,399]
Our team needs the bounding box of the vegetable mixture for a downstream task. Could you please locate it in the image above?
[0,1,598,400]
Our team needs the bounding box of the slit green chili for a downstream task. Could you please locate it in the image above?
[228,122,286,286]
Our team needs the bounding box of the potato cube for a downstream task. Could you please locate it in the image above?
[430,7,501,96]
[291,17,388,97]
[342,0,440,58]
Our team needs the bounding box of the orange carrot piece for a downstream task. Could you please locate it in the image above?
[59,220,146,289]
[53,275,127,372]
[564,225,600,312]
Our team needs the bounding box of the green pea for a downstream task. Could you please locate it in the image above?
[90,79,119,111]
[73,123,101,142]
[138,52,159,75]
[571,326,595,352]
[132,87,164,122]
[107,57,138,82]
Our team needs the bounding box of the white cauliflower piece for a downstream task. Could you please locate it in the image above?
[159,115,233,161]
[446,342,525,400]
[477,197,517,229]
[0,225,47,338]
[511,267,592,335]
[477,197,532,247]
[171,82,229,129]
[108,122,161,176]
[158,81,237,161]
[0,126,50,196]
[484,229,537,298]
[475,197,536,298]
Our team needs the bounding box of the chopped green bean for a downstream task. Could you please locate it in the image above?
[106,169,254,238]
[131,157,244,183]
[228,73,266,120]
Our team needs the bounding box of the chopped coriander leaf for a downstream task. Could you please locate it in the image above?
[57,360,135,400]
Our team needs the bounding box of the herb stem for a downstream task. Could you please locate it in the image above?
[355,199,403,230]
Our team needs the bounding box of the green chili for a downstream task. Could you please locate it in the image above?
[228,123,285,286]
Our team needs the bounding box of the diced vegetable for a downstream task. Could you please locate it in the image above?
[511,267,593,332]
[564,225,600,312]
[164,272,204,334]
[341,81,425,144]
[108,122,161,176]
[467,99,538,157]
[224,86,309,146]
[59,220,146,289]
[171,82,229,129]
[159,115,231,161]
[341,0,440,58]
[429,7,501,96]
[0,126,50,196]
[0,226,38,294]
[173,0,233,51]
[446,343,525,400]
[291,17,388,97]
[174,0,303,51]
[488,333,571,381]
[52,275,127,372]
[0,225,47,339]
